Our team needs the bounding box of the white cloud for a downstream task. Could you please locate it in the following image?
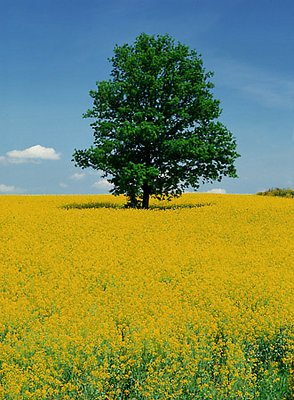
[0,184,17,193]
[206,188,227,194]
[214,57,294,110]
[92,179,113,190]
[59,182,68,188]
[3,145,60,163]
[70,172,85,180]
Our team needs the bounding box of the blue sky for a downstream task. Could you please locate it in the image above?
[1,0,293,194]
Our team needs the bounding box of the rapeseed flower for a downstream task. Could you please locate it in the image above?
[0,194,293,399]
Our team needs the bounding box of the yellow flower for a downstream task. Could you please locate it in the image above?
[0,193,293,398]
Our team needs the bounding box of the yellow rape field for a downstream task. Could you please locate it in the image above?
[0,193,293,399]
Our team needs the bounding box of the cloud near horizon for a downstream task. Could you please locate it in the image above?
[0,184,17,193]
[92,179,113,191]
[1,145,60,164]
[206,188,227,194]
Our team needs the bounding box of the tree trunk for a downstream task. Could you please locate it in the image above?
[142,184,150,209]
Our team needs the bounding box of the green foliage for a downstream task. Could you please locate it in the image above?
[73,33,239,208]
[61,201,212,211]
[62,201,123,210]
[15,327,293,399]
[256,188,294,198]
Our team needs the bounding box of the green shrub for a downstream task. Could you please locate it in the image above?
[256,188,294,198]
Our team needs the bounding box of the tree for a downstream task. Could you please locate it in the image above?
[73,33,240,209]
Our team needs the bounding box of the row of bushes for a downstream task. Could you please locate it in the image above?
[257,187,294,198]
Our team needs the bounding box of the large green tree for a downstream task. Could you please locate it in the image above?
[73,33,239,208]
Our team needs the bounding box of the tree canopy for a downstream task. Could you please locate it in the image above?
[73,33,239,208]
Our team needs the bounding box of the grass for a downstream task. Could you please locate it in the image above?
[61,200,212,211]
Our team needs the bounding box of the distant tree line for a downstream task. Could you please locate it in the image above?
[257,187,294,198]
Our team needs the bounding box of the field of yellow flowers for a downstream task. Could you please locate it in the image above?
[0,193,293,399]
